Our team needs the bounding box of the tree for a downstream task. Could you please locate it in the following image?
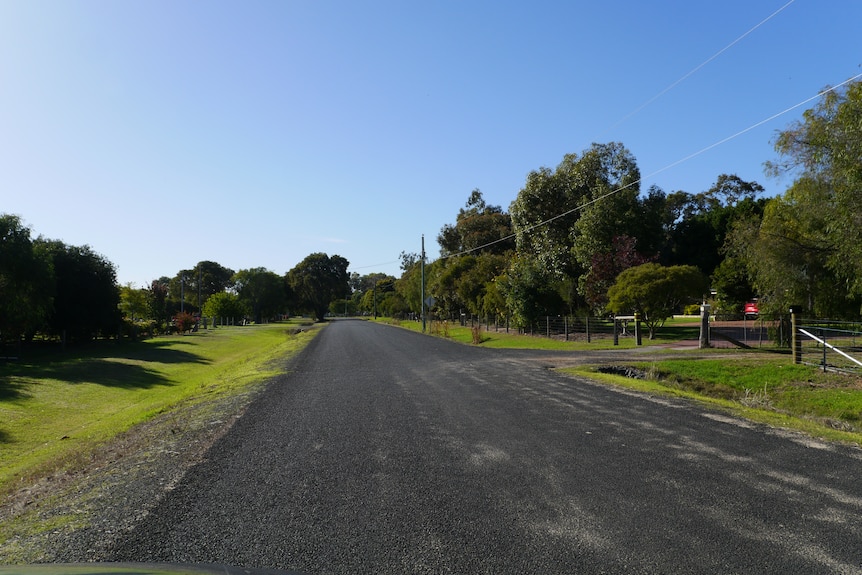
[395,254,424,317]
[665,175,766,276]
[510,143,641,308]
[431,191,515,320]
[710,255,755,314]
[146,278,171,330]
[36,239,121,342]
[509,156,585,280]
[285,253,350,322]
[119,283,149,321]
[202,291,247,321]
[0,214,53,344]
[729,178,857,317]
[233,267,286,323]
[194,261,236,307]
[607,263,708,339]
[168,261,235,314]
[582,235,651,313]
[765,79,862,297]
[571,142,642,280]
[497,256,565,329]
[437,189,514,257]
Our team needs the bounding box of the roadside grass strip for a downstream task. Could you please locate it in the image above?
[0,323,318,498]
[377,317,701,351]
[562,354,862,446]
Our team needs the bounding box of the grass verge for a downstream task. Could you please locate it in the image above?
[0,321,319,499]
[374,317,701,350]
[561,353,862,446]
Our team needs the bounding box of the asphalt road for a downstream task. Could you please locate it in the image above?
[108,319,862,574]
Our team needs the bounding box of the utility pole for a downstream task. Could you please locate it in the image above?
[421,234,426,333]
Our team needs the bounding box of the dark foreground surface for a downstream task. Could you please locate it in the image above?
[105,320,862,574]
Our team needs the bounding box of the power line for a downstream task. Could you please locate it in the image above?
[604,0,796,135]
[423,2,801,268]
[351,1,832,274]
[435,72,862,265]
[362,70,861,273]
[350,260,400,271]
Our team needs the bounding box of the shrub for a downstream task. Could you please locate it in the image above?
[173,311,197,334]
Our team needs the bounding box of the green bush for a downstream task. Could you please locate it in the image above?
[683,304,702,315]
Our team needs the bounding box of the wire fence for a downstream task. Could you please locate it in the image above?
[432,313,640,342]
[416,312,862,372]
[796,321,862,374]
[709,314,790,348]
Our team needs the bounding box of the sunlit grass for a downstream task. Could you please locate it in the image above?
[563,354,862,445]
[0,322,319,495]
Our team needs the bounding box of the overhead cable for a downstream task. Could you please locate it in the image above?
[605,0,797,134]
[438,71,862,264]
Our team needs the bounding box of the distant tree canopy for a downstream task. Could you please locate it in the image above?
[169,261,235,313]
[233,267,286,323]
[202,291,247,321]
[286,253,350,322]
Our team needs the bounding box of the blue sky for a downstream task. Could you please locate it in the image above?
[2,1,860,287]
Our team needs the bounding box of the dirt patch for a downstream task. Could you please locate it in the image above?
[596,365,649,379]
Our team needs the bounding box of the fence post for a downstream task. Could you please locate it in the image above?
[821,328,827,372]
[634,313,642,346]
[586,315,591,343]
[699,304,710,349]
[790,307,801,364]
[613,317,619,346]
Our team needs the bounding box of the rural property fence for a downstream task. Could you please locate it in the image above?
[426,312,862,374]
[431,313,645,343]
[709,314,790,349]
[794,320,862,374]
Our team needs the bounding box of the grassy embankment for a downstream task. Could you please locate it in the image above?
[378,316,862,445]
[0,321,319,499]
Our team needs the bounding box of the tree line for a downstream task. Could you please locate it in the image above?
[0,221,350,348]
[3,80,860,346]
[354,80,862,333]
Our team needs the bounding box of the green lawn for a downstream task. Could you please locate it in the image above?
[0,322,318,496]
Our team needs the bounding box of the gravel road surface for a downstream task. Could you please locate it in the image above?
[102,319,862,574]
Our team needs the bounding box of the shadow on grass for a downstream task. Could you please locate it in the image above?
[0,377,29,401]
[16,358,180,389]
[0,339,211,393]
